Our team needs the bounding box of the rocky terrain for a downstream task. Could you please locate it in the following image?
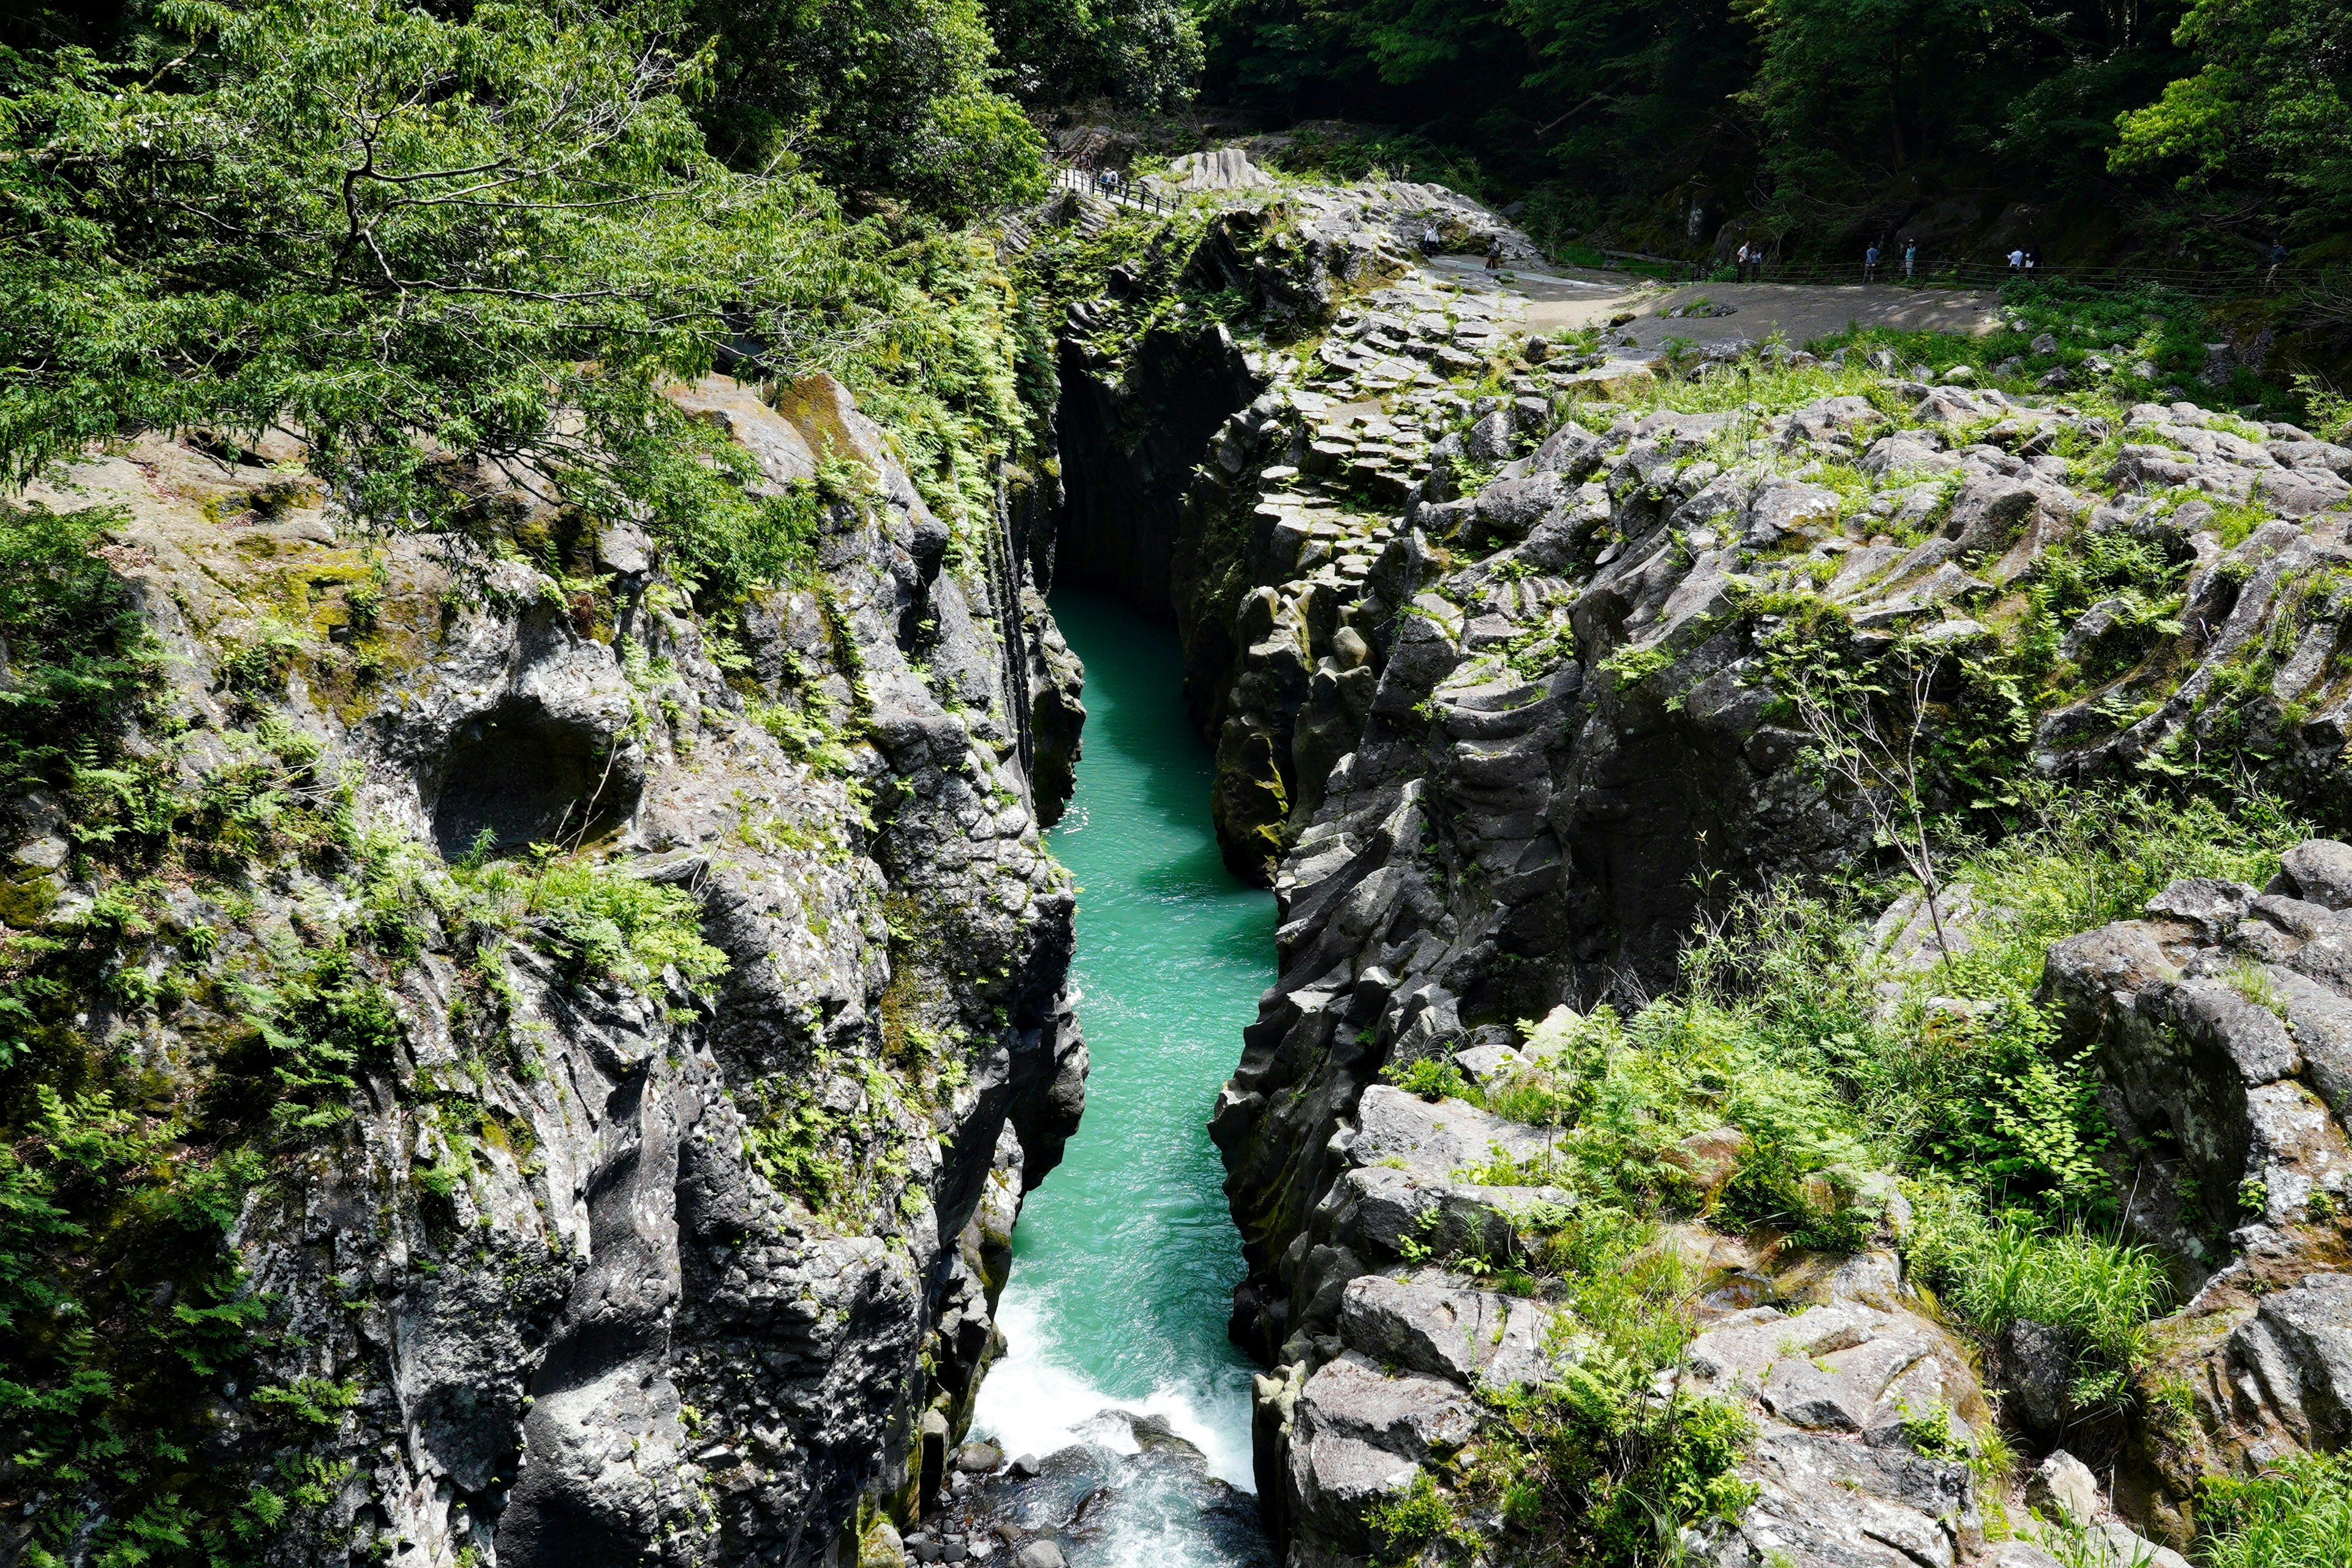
[14,148,2352,1568]
[1035,161,2352,1566]
[3,374,1084,1567]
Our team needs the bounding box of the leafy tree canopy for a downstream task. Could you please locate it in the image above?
[0,0,1016,587]
[2111,0,2352,242]
[1197,0,2352,259]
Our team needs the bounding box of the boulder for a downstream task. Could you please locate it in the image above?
[2282,840,2352,911]
[1337,1275,1555,1389]
[2000,1318,2073,1433]
[2025,1449,2100,1526]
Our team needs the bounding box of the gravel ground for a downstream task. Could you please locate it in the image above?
[1419,255,2003,352]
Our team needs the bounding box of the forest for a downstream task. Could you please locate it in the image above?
[1194,0,2352,266]
[12,0,2346,272]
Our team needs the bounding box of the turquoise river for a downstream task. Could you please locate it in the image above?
[971,592,1276,1561]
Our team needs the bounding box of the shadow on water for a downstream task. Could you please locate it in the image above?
[965,590,1277,1566]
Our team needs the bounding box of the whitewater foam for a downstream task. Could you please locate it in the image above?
[971,1287,1256,1491]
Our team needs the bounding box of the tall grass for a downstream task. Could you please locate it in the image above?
[1904,1183,2171,1405]
[2198,1454,2352,1568]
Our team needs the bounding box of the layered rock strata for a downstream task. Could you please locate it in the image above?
[2043,845,2352,1542]
[1034,175,2352,1564]
[6,374,1084,1566]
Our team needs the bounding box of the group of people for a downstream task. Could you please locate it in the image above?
[1415,224,1507,271]
[1721,232,2298,289]
[1862,241,1920,282]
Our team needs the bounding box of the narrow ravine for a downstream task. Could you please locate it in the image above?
[970,592,1276,1565]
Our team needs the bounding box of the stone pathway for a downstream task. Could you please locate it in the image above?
[1419,254,2005,353]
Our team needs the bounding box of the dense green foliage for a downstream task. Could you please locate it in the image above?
[0,0,1063,590]
[1200,0,2350,262]
[2113,0,2352,235]
[0,505,156,794]
[985,0,1203,111]
[686,0,1048,211]
[1,1,840,523]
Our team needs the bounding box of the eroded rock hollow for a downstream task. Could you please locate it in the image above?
[9,374,1085,1567]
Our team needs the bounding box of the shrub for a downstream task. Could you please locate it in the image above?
[1364,1468,1468,1564]
[1384,1055,1472,1102]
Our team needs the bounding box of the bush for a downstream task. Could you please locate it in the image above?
[1384,1055,1472,1101]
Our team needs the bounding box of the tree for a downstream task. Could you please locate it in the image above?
[986,0,1204,111]
[686,0,1047,214]
[2112,0,2352,241]
[0,0,857,552]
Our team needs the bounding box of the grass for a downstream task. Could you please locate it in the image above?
[1412,781,2301,1480]
[2198,1453,2352,1568]
[1905,1189,2171,1407]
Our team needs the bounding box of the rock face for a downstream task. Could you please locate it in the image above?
[1238,1073,1997,1567]
[1028,175,2352,1564]
[2040,850,2352,1541]
[4,374,1085,1566]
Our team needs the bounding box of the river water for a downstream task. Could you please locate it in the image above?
[970,592,1276,1564]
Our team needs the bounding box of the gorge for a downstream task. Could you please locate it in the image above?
[7,39,2352,1568]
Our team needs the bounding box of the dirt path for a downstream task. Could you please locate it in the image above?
[1419,255,2004,353]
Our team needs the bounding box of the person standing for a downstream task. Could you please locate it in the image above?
[2268,239,2290,290]
[1865,243,1880,283]
[2024,249,2038,276]
[1485,235,1502,271]
[1904,240,1917,279]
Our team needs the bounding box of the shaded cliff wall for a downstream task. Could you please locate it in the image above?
[2,372,1086,1568]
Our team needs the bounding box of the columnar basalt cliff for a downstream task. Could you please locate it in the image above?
[2,374,1084,1567]
[1044,168,2352,1566]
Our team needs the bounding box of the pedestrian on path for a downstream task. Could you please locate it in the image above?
[1735,242,1749,282]
[1864,243,1880,283]
[1485,235,1502,271]
[2008,247,2024,274]
[1904,241,1917,279]
[2268,239,2290,291]
[2024,249,2038,276]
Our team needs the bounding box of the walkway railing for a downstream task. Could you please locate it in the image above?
[1052,164,1179,219]
[1616,254,2333,304]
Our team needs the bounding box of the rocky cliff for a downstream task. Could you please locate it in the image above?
[1041,168,2352,1566]
[1,374,1084,1567]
